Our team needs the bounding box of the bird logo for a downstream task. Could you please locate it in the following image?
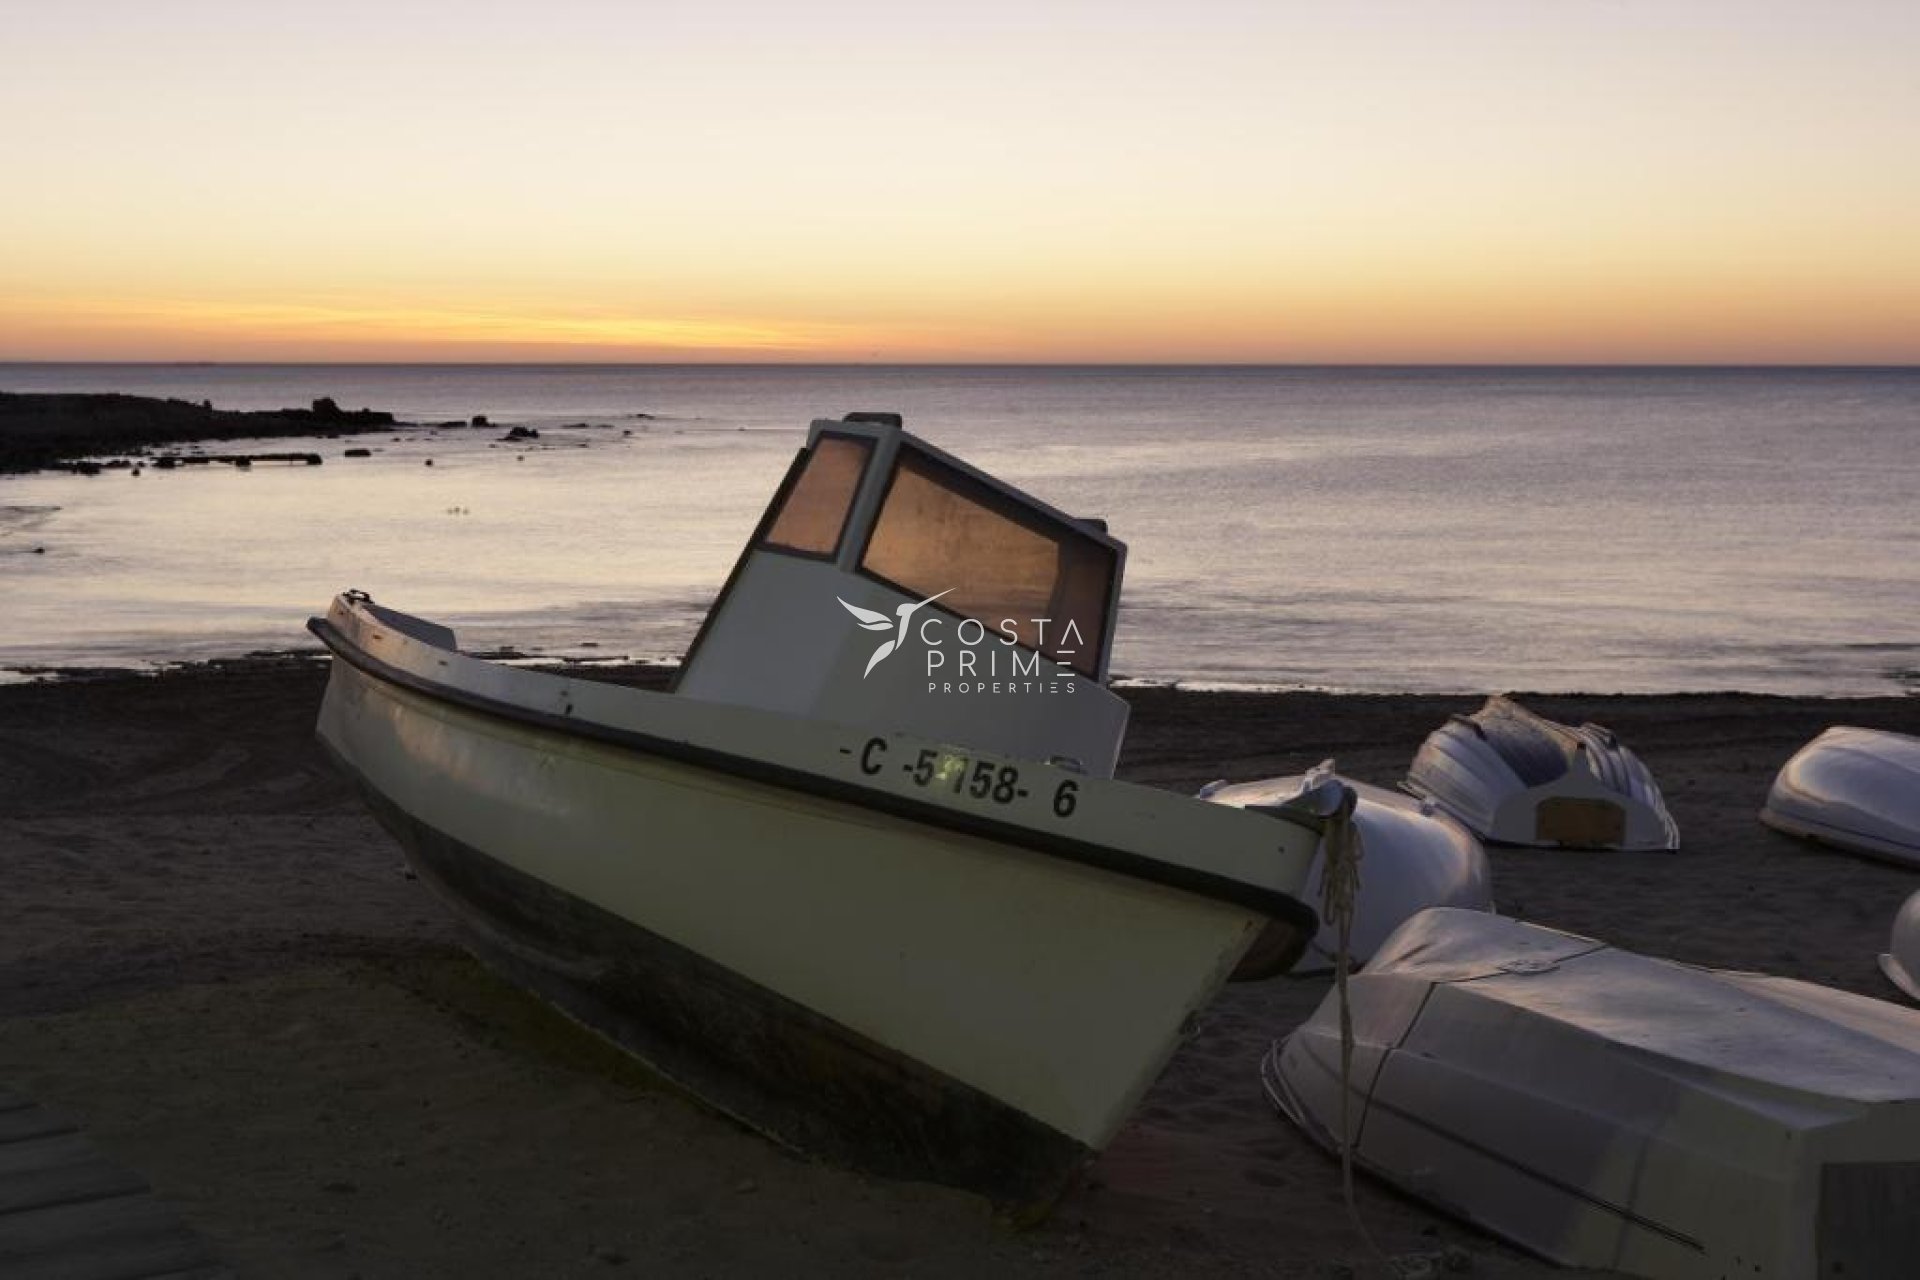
[839,589,954,678]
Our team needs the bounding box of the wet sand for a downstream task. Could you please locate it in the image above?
[2,658,1916,1277]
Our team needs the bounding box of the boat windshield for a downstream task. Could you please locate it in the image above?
[761,433,873,558]
[860,447,1114,676]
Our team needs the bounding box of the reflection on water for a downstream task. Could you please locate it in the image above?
[0,365,1915,695]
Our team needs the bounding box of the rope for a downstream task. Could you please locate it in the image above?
[1320,785,1400,1276]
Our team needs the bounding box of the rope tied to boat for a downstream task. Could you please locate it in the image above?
[1320,784,1398,1275]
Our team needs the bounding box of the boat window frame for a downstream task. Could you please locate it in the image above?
[755,430,878,564]
[673,431,875,691]
[850,441,1120,679]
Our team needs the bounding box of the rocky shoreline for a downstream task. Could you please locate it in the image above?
[0,391,400,474]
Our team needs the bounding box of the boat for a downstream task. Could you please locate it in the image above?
[1403,695,1679,850]
[1761,726,1920,866]
[1199,763,1491,972]
[1881,890,1920,1001]
[1263,907,1920,1279]
[309,412,1333,1213]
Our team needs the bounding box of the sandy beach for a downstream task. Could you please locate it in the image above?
[2,658,1914,1277]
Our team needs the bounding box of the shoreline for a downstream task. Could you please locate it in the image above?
[3,658,1917,1274]
[0,391,407,474]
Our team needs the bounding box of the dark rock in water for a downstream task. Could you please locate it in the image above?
[285,399,393,427]
[502,426,540,441]
[155,456,177,469]
[470,414,489,428]
[436,420,464,428]
[633,412,656,419]
[31,545,45,554]
[424,458,434,466]
[344,447,372,458]
[0,391,400,473]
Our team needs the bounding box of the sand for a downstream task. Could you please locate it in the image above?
[3,658,1916,1277]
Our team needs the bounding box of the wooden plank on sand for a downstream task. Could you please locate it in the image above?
[0,1108,76,1146]
[0,1085,226,1279]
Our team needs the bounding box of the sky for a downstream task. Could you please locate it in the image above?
[1,1,1916,363]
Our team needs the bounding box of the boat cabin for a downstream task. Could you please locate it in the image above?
[675,415,1132,777]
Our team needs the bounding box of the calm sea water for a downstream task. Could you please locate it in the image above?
[2,364,1915,696]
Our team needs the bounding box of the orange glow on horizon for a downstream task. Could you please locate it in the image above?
[2,2,1916,365]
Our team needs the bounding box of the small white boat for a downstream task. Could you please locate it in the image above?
[1404,695,1679,850]
[1265,908,1920,1279]
[1881,890,1920,1001]
[310,413,1332,1212]
[1761,726,1920,866]
[1200,764,1491,973]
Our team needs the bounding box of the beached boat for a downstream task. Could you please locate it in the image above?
[1403,695,1678,850]
[1265,908,1920,1278]
[1761,726,1920,866]
[1200,764,1491,972]
[309,413,1330,1212]
[1881,890,1920,1002]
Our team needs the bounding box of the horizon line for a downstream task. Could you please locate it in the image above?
[3,359,1918,372]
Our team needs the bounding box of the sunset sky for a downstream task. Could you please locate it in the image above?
[2,1,1915,363]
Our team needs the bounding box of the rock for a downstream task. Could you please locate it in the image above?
[502,426,539,441]
[31,546,44,554]
[470,414,489,427]
[344,448,371,458]
[424,459,434,466]
[312,396,341,418]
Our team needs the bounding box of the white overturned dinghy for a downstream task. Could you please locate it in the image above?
[1404,695,1679,850]
[1761,726,1920,866]
[1200,764,1491,973]
[1264,908,1920,1279]
[1880,890,1920,1002]
[310,413,1332,1213]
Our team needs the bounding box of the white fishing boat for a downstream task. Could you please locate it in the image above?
[1264,908,1920,1279]
[1761,726,1920,866]
[1200,764,1491,973]
[310,413,1331,1212]
[1881,890,1920,1002]
[1403,695,1679,850]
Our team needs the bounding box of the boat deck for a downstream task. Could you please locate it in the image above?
[0,1086,230,1280]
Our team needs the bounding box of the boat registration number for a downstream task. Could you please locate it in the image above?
[852,736,1078,818]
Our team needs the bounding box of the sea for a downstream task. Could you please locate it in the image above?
[1,364,1915,696]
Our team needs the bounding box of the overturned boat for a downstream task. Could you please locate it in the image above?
[1881,890,1920,1002]
[1404,695,1679,850]
[1200,764,1491,973]
[1265,908,1920,1279]
[310,413,1330,1212]
[1761,726,1920,867]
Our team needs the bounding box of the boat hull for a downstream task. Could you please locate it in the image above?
[1267,908,1920,1279]
[1202,772,1491,973]
[312,595,1321,1211]
[1880,889,1920,1001]
[1761,726,1920,867]
[331,745,1091,1204]
[1404,696,1679,851]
